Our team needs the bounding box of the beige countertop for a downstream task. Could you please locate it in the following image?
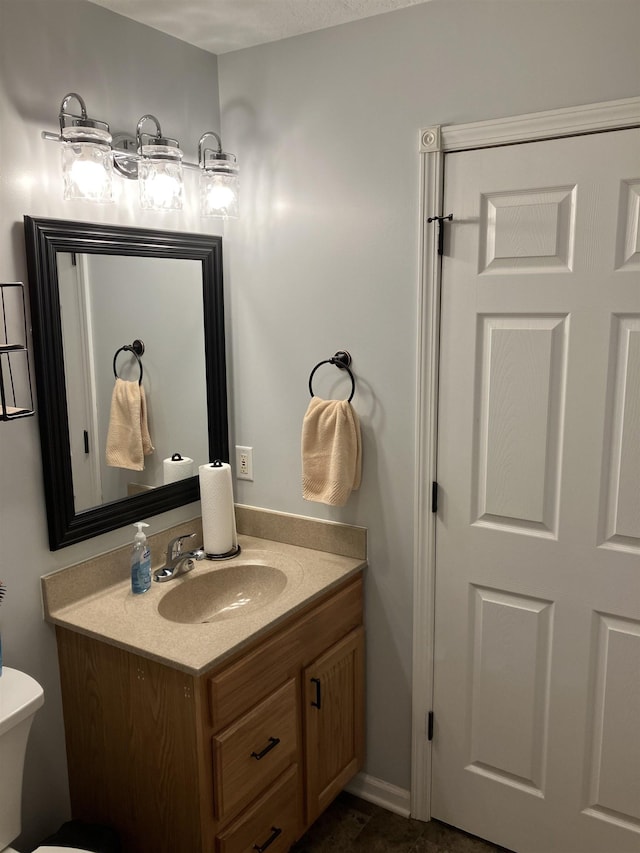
[42,528,366,675]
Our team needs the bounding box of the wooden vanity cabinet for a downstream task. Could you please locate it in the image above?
[55,573,364,853]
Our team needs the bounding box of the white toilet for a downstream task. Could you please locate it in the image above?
[0,667,92,853]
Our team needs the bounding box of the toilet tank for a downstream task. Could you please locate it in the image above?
[0,668,45,849]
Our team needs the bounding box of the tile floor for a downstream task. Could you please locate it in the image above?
[291,792,514,853]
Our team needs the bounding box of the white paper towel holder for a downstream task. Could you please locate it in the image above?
[202,460,241,560]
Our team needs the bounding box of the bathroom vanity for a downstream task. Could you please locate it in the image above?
[43,509,366,853]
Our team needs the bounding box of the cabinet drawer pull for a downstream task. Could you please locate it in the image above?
[310,676,322,709]
[253,825,282,852]
[250,736,280,760]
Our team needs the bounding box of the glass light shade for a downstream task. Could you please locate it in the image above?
[61,126,113,203]
[200,169,239,218]
[138,144,184,210]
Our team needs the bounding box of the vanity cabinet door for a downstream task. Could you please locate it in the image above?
[212,678,299,823]
[303,626,365,823]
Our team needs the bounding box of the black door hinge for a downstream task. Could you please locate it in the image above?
[427,213,453,256]
[427,711,434,741]
[83,430,90,454]
[432,481,438,513]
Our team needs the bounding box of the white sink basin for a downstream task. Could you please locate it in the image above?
[157,552,303,624]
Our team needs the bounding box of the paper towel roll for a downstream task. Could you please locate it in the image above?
[163,453,194,484]
[199,461,238,556]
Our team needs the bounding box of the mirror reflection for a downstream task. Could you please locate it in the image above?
[57,253,208,510]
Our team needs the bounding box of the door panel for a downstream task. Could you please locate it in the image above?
[584,615,640,831]
[616,179,640,270]
[600,316,640,550]
[432,127,640,853]
[479,185,576,274]
[473,314,568,536]
[468,587,553,795]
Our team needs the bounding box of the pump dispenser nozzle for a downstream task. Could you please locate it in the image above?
[133,521,149,541]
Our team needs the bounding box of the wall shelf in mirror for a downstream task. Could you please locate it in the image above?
[24,217,229,550]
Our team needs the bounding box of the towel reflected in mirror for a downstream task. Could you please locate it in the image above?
[106,378,154,471]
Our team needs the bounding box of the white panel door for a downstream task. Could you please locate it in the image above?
[432,128,640,853]
[58,252,102,510]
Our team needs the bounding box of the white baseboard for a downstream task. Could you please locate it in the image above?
[344,772,411,818]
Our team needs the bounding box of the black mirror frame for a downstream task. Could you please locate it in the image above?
[24,216,229,550]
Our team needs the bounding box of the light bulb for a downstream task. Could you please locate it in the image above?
[200,171,239,218]
[68,158,111,198]
[61,129,113,203]
[138,145,183,211]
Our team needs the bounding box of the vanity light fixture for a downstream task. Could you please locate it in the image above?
[198,132,239,219]
[136,115,184,211]
[42,93,239,217]
[58,93,114,203]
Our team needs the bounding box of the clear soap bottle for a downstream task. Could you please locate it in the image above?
[131,522,151,594]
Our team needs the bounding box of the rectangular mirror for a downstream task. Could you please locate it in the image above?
[24,217,229,550]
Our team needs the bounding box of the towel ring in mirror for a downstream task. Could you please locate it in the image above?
[113,340,144,384]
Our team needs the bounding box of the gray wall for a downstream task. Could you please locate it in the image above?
[0,1,220,847]
[217,0,640,792]
[0,0,638,846]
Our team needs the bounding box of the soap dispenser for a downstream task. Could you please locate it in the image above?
[131,522,151,594]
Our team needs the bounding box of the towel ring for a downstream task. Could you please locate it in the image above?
[308,350,355,402]
[113,339,144,385]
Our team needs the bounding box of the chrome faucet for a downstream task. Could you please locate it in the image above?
[153,533,205,583]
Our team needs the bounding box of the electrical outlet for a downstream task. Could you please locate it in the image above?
[235,445,253,481]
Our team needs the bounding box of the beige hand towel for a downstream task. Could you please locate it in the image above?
[302,397,362,506]
[106,379,154,471]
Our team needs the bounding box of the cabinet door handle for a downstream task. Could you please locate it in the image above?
[250,736,280,760]
[253,826,282,852]
[310,676,322,709]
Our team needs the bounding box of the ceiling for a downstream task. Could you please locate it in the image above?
[86,0,433,55]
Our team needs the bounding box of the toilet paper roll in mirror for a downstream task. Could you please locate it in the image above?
[163,453,194,484]
[199,461,238,556]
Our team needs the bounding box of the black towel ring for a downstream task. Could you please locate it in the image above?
[308,350,355,402]
[113,339,144,385]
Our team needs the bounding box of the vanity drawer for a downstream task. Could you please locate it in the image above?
[212,678,298,823]
[208,576,363,730]
[215,764,300,853]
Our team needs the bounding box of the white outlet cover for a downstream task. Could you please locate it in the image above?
[235,445,253,480]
